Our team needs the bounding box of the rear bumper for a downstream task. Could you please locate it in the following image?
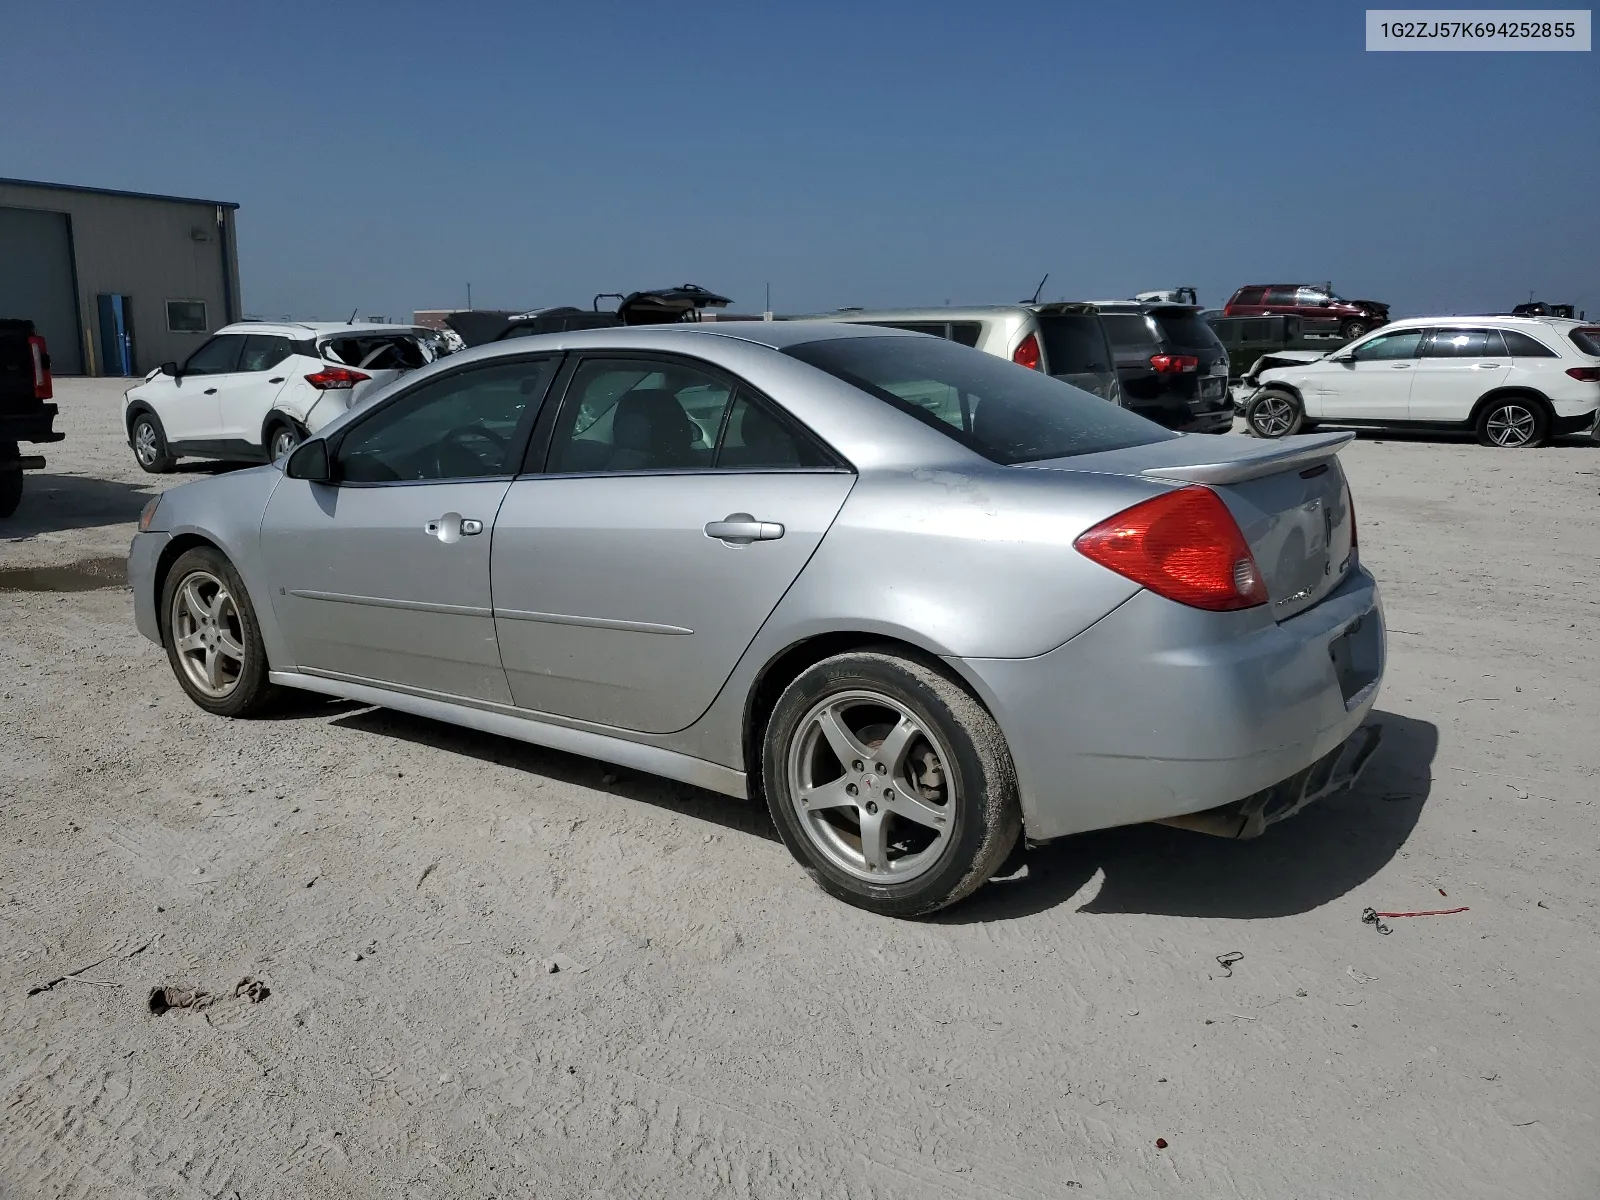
[130,531,169,644]
[0,404,63,447]
[951,567,1384,841]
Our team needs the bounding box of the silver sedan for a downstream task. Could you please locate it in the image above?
[129,322,1385,917]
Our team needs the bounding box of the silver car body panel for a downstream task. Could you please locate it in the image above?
[129,322,1384,843]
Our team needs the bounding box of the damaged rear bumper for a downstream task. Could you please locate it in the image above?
[1155,723,1382,839]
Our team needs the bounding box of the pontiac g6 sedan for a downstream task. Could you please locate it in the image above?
[130,322,1385,917]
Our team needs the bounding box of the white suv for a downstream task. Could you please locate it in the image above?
[1243,316,1600,447]
[123,321,449,471]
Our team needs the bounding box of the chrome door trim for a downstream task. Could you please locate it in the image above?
[270,668,748,798]
[288,589,493,618]
[493,608,693,636]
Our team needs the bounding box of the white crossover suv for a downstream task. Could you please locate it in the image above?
[1242,316,1600,447]
[123,322,450,471]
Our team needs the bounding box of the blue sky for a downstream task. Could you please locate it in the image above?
[4,2,1596,320]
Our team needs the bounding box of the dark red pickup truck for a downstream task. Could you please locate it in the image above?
[0,318,62,518]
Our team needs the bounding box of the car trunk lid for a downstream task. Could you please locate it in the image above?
[316,331,432,403]
[1027,431,1358,622]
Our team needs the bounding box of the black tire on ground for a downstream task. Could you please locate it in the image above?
[761,649,1022,918]
[1244,388,1305,439]
[266,421,302,461]
[0,442,22,518]
[131,411,176,473]
[158,545,282,718]
[1340,320,1369,340]
[1475,396,1549,448]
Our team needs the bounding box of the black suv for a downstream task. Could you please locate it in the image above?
[447,285,734,347]
[1094,302,1233,433]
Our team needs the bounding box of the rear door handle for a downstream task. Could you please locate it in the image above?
[268,376,285,384]
[423,513,483,543]
[1390,364,1411,369]
[705,513,784,545]
[204,387,218,394]
[1475,363,1501,369]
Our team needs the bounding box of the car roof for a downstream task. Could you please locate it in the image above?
[1090,301,1203,315]
[218,321,425,337]
[1376,315,1584,331]
[790,304,1096,322]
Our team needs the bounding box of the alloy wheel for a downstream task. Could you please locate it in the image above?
[134,421,159,466]
[169,570,247,698]
[785,690,955,883]
[270,427,299,459]
[1252,395,1296,437]
[1485,404,1537,447]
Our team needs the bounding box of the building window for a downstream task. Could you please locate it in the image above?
[166,300,208,333]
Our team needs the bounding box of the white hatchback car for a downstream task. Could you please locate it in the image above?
[1242,316,1600,447]
[123,322,447,471]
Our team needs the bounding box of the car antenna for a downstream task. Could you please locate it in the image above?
[347,308,358,325]
[1027,273,1050,305]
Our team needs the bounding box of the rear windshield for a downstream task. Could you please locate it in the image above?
[1036,314,1113,375]
[319,333,429,370]
[1153,311,1225,351]
[1568,327,1600,357]
[786,335,1176,465]
[1100,314,1157,348]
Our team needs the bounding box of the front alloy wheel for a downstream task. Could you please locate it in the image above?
[1246,388,1304,439]
[160,547,280,716]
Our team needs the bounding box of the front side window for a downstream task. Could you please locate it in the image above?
[787,335,1175,465]
[1350,330,1425,361]
[1295,287,1331,306]
[181,335,245,376]
[167,300,207,333]
[1263,287,1299,306]
[1422,328,1501,358]
[335,358,554,483]
[239,335,293,373]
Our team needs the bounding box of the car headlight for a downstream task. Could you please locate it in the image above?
[138,495,163,532]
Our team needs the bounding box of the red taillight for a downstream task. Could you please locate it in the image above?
[304,367,370,390]
[1012,333,1041,371]
[28,335,51,400]
[1150,353,1199,374]
[1073,486,1269,612]
[1566,366,1600,382]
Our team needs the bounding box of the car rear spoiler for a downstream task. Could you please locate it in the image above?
[1141,431,1355,485]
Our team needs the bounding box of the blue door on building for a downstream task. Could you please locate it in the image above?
[97,293,135,376]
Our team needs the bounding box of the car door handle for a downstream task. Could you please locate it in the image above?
[268,376,285,384]
[1474,363,1501,369]
[1389,364,1411,369]
[705,513,784,545]
[423,513,482,543]
[204,387,218,394]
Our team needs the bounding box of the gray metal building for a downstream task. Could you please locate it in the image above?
[0,177,241,376]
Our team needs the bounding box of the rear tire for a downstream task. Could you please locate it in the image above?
[159,546,281,717]
[0,442,22,518]
[1245,388,1305,439]
[266,420,302,461]
[1475,396,1548,448]
[131,412,175,473]
[761,649,1022,918]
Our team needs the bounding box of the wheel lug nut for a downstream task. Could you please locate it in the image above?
[851,760,864,772]
[865,800,878,815]
[845,783,858,796]
[875,763,887,775]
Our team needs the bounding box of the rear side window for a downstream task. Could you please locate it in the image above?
[1036,314,1113,374]
[949,322,981,347]
[1422,329,1501,358]
[1152,311,1224,352]
[1263,287,1298,305]
[1100,314,1157,348]
[786,335,1176,465]
[1232,287,1267,305]
[1498,330,1554,357]
[1565,328,1600,357]
[319,334,428,370]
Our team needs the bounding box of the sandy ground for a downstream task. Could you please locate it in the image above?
[1,380,1597,1199]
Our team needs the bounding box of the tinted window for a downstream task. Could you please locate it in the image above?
[239,335,293,372]
[548,358,729,473]
[1295,287,1331,306]
[1036,314,1113,374]
[1422,329,1497,358]
[1100,314,1157,348]
[786,335,1176,465]
[1241,319,1276,341]
[1503,329,1559,357]
[1567,328,1600,357]
[1351,330,1424,361]
[167,300,207,333]
[1233,287,1267,305]
[336,358,553,483]
[1263,287,1299,305]
[1152,312,1224,352]
[716,394,833,469]
[949,322,982,348]
[182,335,245,375]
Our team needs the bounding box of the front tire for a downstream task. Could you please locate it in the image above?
[1340,320,1370,340]
[0,442,22,518]
[761,650,1021,918]
[131,412,175,473]
[1476,397,1548,448]
[159,546,281,717]
[1245,388,1305,439]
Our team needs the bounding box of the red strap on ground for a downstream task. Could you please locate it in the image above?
[1372,906,1469,918]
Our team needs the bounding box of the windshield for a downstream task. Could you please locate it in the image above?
[1036,314,1113,375]
[786,335,1175,465]
[1153,311,1226,352]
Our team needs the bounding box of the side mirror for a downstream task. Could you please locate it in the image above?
[1331,352,1356,363]
[285,439,332,482]
[159,361,179,377]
